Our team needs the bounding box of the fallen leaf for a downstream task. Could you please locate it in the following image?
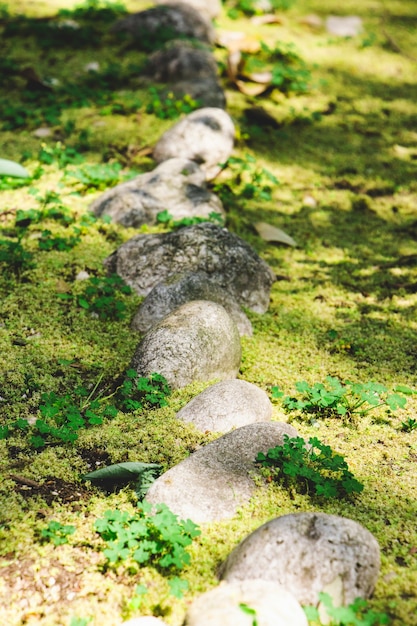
[254,222,297,247]
[250,14,284,26]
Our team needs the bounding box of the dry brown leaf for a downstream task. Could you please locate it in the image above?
[254,222,297,247]
[245,71,272,84]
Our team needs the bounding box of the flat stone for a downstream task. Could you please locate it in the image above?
[145,422,299,522]
[177,379,272,432]
[219,512,381,605]
[90,158,224,228]
[166,78,226,109]
[153,107,234,179]
[131,271,252,337]
[104,222,276,313]
[130,300,242,390]
[184,580,308,626]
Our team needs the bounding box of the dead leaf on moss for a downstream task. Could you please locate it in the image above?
[254,221,297,247]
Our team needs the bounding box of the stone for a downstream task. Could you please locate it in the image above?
[177,379,272,432]
[145,422,299,522]
[167,78,226,109]
[154,0,222,20]
[183,580,308,626]
[104,222,275,313]
[144,40,218,82]
[110,4,215,46]
[130,300,242,390]
[326,16,363,37]
[153,107,234,179]
[131,271,252,337]
[89,158,224,228]
[219,512,381,606]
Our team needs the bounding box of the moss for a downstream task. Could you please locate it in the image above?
[0,0,416,624]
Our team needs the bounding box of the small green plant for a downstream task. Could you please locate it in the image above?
[212,154,279,204]
[69,617,93,626]
[125,584,148,612]
[65,162,136,191]
[94,501,200,596]
[400,417,417,432]
[40,520,76,545]
[280,377,411,421]
[239,603,259,626]
[0,378,118,448]
[227,0,294,18]
[38,229,81,251]
[156,210,225,228]
[304,592,390,625]
[256,435,364,498]
[116,369,171,412]
[38,142,85,168]
[77,274,132,320]
[0,238,35,276]
[58,274,133,321]
[146,87,200,120]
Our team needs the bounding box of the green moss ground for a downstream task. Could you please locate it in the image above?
[0,0,416,624]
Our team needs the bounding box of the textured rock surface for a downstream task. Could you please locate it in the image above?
[220,512,381,605]
[130,300,241,390]
[167,78,226,109]
[183,580,308,626]
[90,158,224,228]
[154,0,222,20]
[111,4,215,45]
[144,40,218,82]
[145,422,299,522]
[104,222,276,313]
[131,271,252,336]
[177,379,272,432]
[153,107,234,179]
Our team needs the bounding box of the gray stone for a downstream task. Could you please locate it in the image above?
[220,513,381,605]
[167,78,226,109]
[111,4,215,45]
[177,379,272,432]
[131,271,252,337]
[154,0,222,20]
[90,158,224,228]
[145,422,299,522]
[144,40,218,82]
[153,108,234,179]
[130,300,241,390]
[104,222,276,313]
[183,580,308,626]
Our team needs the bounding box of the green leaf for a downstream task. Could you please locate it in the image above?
[168,577,189,598]
[0,158,30,178]
[83,462,162,484]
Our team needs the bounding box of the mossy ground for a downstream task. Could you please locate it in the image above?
[0,0,416,625]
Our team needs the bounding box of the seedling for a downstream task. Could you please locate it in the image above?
[116,370,171,412]
[280,377,411,421]
[94,501,200,596]
[400,417,417,432]
[212,154,279,204]
[257,435,364,498]
[65,162,137,192]
[146,87,200,120]
[304,592,390,625]
[40,520,76,545]
[239,603,259,626]
[156,210,225,228]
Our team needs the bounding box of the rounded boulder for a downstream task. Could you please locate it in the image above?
[130,300,242,390]
[219,512,381,605]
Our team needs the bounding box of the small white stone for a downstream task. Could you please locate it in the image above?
[84,62,100,72]
[75,270,90,281]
